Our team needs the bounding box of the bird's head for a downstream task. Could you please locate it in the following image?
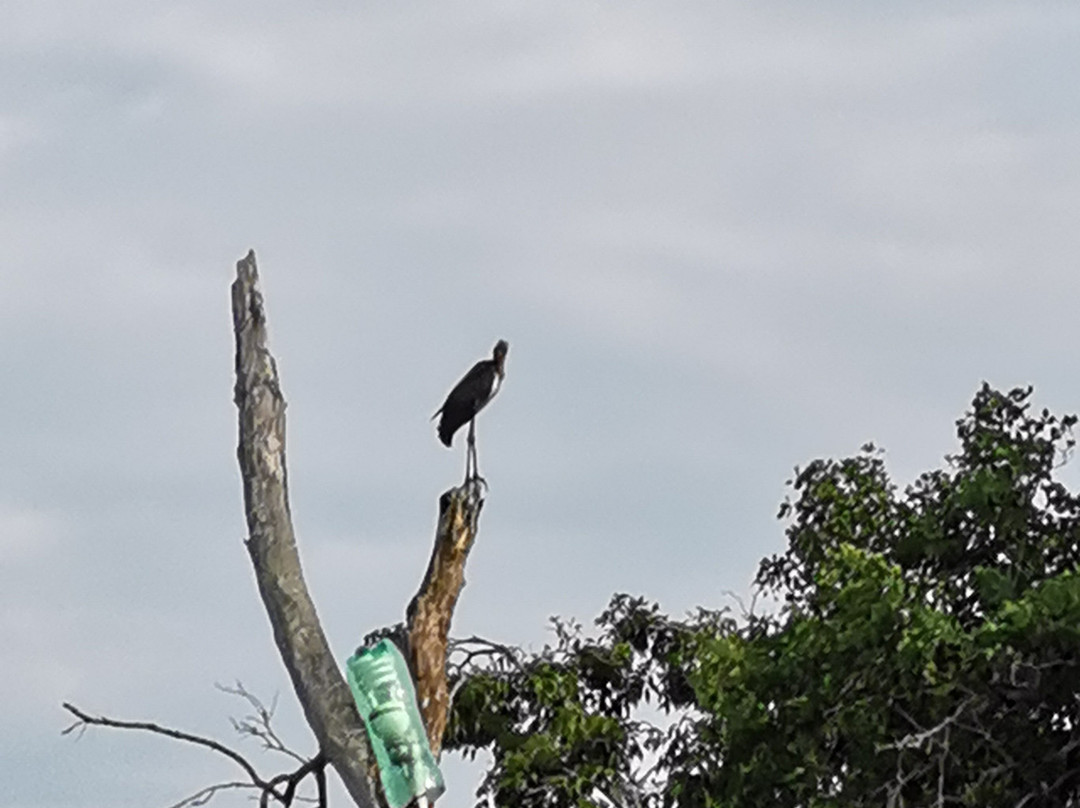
[493,339,509,373]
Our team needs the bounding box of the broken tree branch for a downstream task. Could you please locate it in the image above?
[406,483,485,755]
[232,250,378,807]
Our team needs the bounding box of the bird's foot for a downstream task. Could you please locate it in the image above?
[464,472,488,493]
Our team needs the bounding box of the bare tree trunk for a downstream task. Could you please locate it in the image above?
[407,485,485,755]
[231,251,379,808]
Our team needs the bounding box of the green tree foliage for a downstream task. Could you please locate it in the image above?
[445,386,1080,807]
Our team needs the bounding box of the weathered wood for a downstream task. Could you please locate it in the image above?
[231,251,378,808]
[407,483,485,755]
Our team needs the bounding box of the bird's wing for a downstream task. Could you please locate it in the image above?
[437,362,487,425]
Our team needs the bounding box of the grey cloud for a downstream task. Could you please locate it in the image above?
[3,3,1079,806]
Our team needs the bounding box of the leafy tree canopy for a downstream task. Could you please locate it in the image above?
[445,385,1080,807]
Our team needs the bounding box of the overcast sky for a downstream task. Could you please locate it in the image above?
[3,3,1080,807]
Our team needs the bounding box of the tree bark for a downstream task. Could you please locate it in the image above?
[407,484,485,755]
[231,251,379,808]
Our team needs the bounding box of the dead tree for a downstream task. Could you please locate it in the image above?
[63,251,487,807]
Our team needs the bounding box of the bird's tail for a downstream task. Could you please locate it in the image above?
[437,422,453,447]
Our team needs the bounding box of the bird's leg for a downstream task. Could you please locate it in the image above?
[463,420,474,482]
[467,419,477,480]
[466,418,487,489]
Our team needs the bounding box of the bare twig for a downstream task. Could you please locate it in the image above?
[62,702,272,793]
[877,698,972,753]
[261,752,329,808]
[449,636,524,672]
[165,782,257,808]
[447,635,527,706]
[721,589,758,621]
[218,681,306,764]
[63,700,328,807]
[936,723,948,808]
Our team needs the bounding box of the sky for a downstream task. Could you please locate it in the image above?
[3,2,1080,806]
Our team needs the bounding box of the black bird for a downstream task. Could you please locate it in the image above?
[433,340,508,484]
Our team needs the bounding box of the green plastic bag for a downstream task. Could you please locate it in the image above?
[345,639,445,808]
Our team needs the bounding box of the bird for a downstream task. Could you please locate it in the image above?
[433,340,508,485]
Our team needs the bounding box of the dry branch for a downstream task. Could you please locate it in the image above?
[62,701,269,790]
[61,701,324,808]
[406,483,485,755]
[232,250,378,807]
